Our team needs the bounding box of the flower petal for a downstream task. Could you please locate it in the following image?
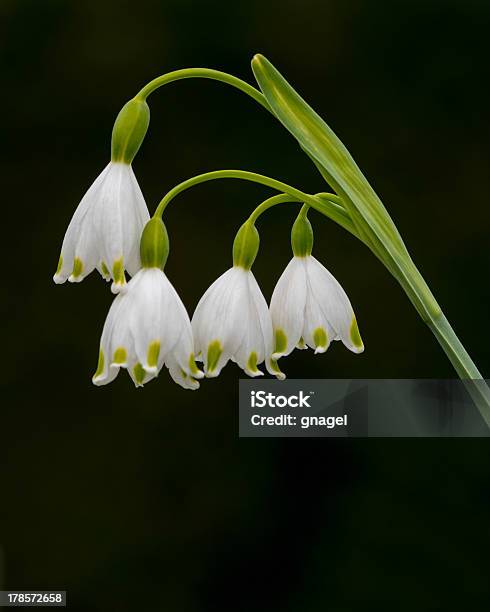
[302,272,335,353]
[192,267,249,377]
[269,257,307,359]
[305,256,364,353]
[123,166,150,277]
[54,163,112,284]
[246,271,284,379]
[165,354,200,390]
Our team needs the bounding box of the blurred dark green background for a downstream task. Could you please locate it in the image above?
[1,0,489,609]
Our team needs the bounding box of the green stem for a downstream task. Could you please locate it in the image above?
[429,314,490,426]
[154,169,357,236]
[136,68,270,111]
[298,203,310,218]
[248,196,318,225]
[248,193,302,223]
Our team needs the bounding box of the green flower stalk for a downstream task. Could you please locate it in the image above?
[232,221,260,269]
[139,217,169,269]
[111,97,150,164]
[290,207,314,257]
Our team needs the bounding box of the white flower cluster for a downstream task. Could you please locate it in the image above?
[55,165,363,390]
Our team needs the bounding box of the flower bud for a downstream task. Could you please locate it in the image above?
[140,217,169,269]
[233,221,259,269]
[111,97,150,164]
[291,212,313,257]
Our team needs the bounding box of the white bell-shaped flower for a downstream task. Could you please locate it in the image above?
[93,218,203,389]
[54,97,151,293]
[192,221,284,379]
[53,162,150,293]
[270,255,364,357]
[270,210,364,360]
[192,266,283,379]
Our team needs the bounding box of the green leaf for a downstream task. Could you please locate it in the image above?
[251,54,442,322]
[251,54,406,255]
[250,54,490,425]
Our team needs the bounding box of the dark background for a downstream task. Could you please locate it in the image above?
[1,0,489,609]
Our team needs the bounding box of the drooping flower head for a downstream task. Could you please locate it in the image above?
[270,209,364,361]
[93,218,203,389]
[192,221,283,379]
[53,98,151,293]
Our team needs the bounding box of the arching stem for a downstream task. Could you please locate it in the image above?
[247,194,301,223]
[136,68,269,111]
[153,169,357,237]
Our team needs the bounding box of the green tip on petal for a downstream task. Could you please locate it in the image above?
[113,347,127,364]
[55,255,63,276]
[133,362,146,385]
[93,349,105,379]
[274,329,288,356]
[350,316,364,352]
[206,340,223,374]
[297,337,307,349]
[269,358,286,380]
[112,258,125,284]
[72,257,83,278]
[313,327,328,353]
[246,351,261,375]
[147,341,160,368]
[189,353,201,377]
[101,261,110,278]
